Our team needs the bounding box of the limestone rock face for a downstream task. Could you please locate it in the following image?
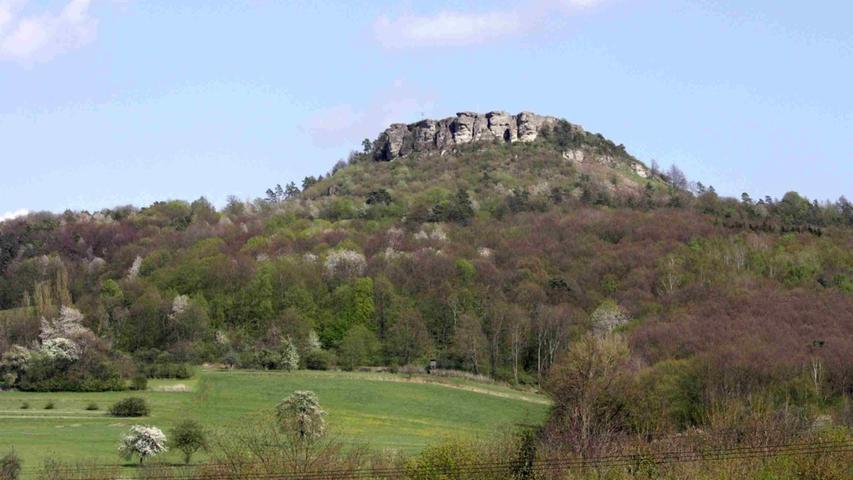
[517,112,556,143]
[375,124,410,161]
[372,111,564,161]
[451,112,478,144]
[412,120,437,152]
[486,111,517,142]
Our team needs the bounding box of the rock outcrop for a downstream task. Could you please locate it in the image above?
[372,111,560,161]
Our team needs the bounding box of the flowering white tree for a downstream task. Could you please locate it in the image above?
[169,295,191,319]
[324,250,366,279]
[276,391,326,441]
[280,338,300,372]
[0,345,31,387]
[119,425,168,464]
[41,337,80,362]
[590,300,630,336]
[307,330,322,352]
[39,306,90,341]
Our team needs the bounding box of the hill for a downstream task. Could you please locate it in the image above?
[0,111,852,465]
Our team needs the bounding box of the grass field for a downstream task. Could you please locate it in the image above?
[0,369,549,472]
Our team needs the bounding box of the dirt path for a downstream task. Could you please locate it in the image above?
[361,375,551,405]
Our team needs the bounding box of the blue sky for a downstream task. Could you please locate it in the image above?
[1,0,851,218]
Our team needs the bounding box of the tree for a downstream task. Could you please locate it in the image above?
[450,314,488,375]
[119,425,168,464]
[366,189,392,206]
[284,182,300,199]
[338,324,379,371]
[171,420,208,464]
[362,138,372,154]
[590,300,630,336]
[280,337,300,371]
[275,391,326,441]
[447,188,474,223]
[39,306,89,342]
[545,334,630,452]
[386,308,432,366]
[666,165,688,191]
[301,176,318,190]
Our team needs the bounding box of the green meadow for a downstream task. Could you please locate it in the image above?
[0,369,549,471]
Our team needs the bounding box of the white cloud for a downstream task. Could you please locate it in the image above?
[303,80,437,148]
[0,208,28,222]
[373,10,524,48]
[0,0,98,64]
[373,0,608,49]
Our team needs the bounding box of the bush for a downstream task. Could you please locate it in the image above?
[19,402,28,410]
[0,450,21,480]
[108,397,150,417]
[129,375,148,391]
[140,362,192,379]
[305,350,334,370]
[85,402,99,411]
[44,401,55,410]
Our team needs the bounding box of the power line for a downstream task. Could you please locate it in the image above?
[21,439,852,479]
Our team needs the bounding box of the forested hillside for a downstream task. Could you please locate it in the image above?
[1,118,852,438]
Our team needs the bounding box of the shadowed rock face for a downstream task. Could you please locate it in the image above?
[372,111,561,161]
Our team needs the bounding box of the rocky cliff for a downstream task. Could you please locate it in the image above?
[371,111,566,161]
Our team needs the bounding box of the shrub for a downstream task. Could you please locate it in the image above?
[0,450,21,480]
[108,397,150,417]
[305,350,333,371]
[19,402,28,410]
[171,420,208,464]
[405,440,481,480]
[44,401,55,410]
[141,362,192,379]
[85,402,99,411]
[129,375,148,391]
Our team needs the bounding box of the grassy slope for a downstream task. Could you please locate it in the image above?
[0,370,548,470]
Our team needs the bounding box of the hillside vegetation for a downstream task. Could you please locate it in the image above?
[1,118,852,477]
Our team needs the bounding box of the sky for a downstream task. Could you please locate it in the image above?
[1,0,851,217]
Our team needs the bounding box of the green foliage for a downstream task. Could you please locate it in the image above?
[16,353,124,392]
[430,188,475,224]
[305,349,334,370]
[171,420,208,464]
[405,440,481,480]
[129,375,148,391]
[629,359,704,432]
[252,338,299,371]
[140,362,192,379]
[326,278,375,346]
[108,397,150,417]
[338,325,379,371]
